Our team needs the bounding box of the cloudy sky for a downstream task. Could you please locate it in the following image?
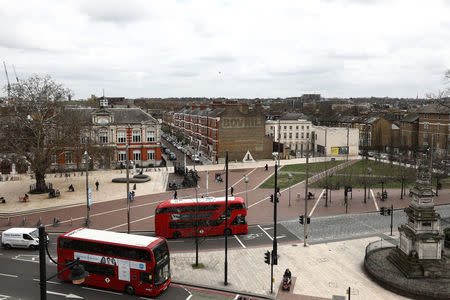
[1,0,449,99]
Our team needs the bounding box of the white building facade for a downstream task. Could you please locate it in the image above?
[265,113,313,156]
[314,126,359,157]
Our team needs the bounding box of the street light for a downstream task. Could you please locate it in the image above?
[288,173,292,206]
[39,225,88,300]
[244,175,249,208]
[82,150,91,227]
[126,143,134,234]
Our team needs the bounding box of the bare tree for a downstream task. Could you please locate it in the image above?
[2,75,82,193]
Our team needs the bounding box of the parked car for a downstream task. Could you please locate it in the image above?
[169,153,177,160]
[380,153,388,160]
[367,151,374,157]
[165,148,171,155]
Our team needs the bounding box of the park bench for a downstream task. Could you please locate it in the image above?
[49,189,61,198]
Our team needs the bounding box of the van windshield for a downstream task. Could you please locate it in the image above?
[29,230,38,239]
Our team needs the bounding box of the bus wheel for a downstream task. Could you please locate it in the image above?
[173,231,181,239]
[224,228,232,236]
[3,244,11,250]
[125,284,135,295]
[29,245,37,250]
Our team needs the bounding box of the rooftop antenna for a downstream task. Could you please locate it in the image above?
[12,64,19,83]
[3,61,11,98]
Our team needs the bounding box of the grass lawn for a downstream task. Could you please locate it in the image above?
[260,160,344,189]
[336,159,416,178]
[280,160,344,173]
[309,174,416,189]
[259,173,307,189]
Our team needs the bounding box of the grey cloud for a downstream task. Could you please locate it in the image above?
[269,67,332,76]
[79,1,149,24]
[168,71,199,77]
[329,52,378,60]
[199,56,236,63]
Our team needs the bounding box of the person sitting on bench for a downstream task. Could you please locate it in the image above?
[23,194,29,202]
[308,191,314,200]
[68,184,75,192]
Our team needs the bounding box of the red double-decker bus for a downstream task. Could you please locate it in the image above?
[57,228,170,297]
[155,196,248,239]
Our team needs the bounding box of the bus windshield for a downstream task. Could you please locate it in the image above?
[153,241,170,286]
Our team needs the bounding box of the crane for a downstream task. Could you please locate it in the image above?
[3,61,11,97]
[12,64,19,83]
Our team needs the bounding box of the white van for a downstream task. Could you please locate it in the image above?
[1,228,40,250]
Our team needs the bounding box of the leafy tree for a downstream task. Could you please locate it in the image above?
[2,75,82,193]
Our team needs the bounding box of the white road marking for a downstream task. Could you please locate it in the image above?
[234,235,246,248]
[234,295,240,300]
[33,278,61,285]
[104,215,155,231]
[82,286,122,295]
[186,295,193,300]
[309,189,325,216]
[263,227,273,230]
[0,273,18,278]
[47,291,83,299]
[44,200,163,227]
[257,225,273,241]
[0,294,11,300]
[370,189,379,211]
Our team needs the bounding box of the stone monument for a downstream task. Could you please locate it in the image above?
[388,153,447,278]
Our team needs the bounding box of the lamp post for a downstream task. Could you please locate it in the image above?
[244,175,249,208]
[82,151,91,227]
[39,225,88,300]
[126,143,134,234]
[288,173,292,207]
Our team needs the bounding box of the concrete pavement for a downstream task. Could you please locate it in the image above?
[0,156,431,299]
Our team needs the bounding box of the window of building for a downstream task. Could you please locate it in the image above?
[270,126,273,130]
[301,133,304,139]
[289,133,292,138]
[147,131,155,142]
[99,132,108,144]
[65,152,73,164]
[307,126,309,130]
[424,114,428,119]
[118,151,126,161]
[289,126,292,130]
[301,126,304,130]
[296,125,299,130]
[132,130,141,143]
[306,132,309,139]
[437,114,440,120]
[424,133,428,139]
[284,126,287,130]
[296,132,299,139]
[52,154,57,165]
[118,131,126,143]
[283,133,287,139]
[147,150,155,160]
[424,122,429,130]
[437,124,440,131]
[133,151,141,161]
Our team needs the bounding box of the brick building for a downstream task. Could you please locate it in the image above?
[166,101,273,163]
[417,103,450,155]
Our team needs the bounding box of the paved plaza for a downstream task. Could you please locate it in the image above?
[0,157,449,299]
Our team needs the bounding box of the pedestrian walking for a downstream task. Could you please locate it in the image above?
[174,190,178,199]
[95,180,99,191]
[133,183,136,190]
[131,191,135,201]
[265,164,268,171]
[129,191,133,201]
[230,186,234,196]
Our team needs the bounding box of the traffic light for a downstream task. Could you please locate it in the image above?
[387,208,391,216]
[299,215,304,225]
[307,217,311,224]
[380,207,385,215]
[272,250,278,265]
[270,194,274,203]
[264,250,271,265]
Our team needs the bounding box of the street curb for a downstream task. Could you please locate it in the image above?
[172,280,276,299]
